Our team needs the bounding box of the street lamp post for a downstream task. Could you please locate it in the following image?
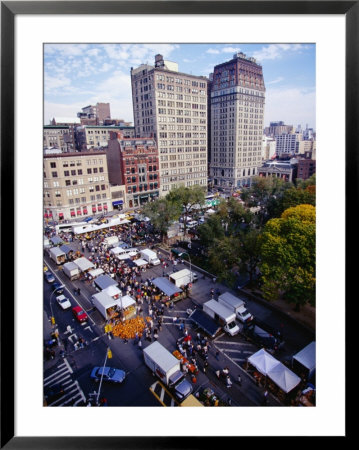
[96,347,111,406]
[181,251,192,282]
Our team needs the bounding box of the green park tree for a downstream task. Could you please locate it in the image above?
[259,204,316,310]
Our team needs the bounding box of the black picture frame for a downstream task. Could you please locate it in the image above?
[1,1,353,447]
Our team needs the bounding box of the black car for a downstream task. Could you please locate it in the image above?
[52,282,64,294]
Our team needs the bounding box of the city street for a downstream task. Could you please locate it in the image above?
[43,233,314,407]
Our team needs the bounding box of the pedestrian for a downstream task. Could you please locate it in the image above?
[215,350,220,361]
[138,339,142,349]
[77,287,81,295]
[203,360,208,374]
[215,370,221,379]
[226,375,232,388]
[262,390,268,405]
[237,374,242,386]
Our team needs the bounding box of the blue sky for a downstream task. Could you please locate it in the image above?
[44,43,315,129]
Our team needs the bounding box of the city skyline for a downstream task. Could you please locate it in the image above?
[44,43,316,129]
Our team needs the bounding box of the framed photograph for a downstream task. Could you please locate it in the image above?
[1,1,353,447]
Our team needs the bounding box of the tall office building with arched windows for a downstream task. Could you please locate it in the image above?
[210,53,265,191]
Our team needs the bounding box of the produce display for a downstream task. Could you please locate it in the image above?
[111,316,151,339]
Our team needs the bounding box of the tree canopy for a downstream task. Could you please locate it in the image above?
[259,204,316,310]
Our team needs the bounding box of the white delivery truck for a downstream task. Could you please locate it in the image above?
[91,291,120,321]
[140,249,161,266]
[202,300,240,336]
[169,269,197,288]
[103,236,119,248]
[218,292,253,323]
[49,247,66,265]
[63,262,80,280]
[143,341,193,401]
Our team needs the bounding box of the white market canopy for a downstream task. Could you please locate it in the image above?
[88,268,105,279]
[120,295,136,309]
[292,341,316,372]
[103,285,122,298]
[117,253,131,261]
[267,364,301,394]
[110,247,124,255]
[73,257,95,272]
[206,208,215,214]
[49,247,66,257]
[247,348,281,376]
[134,258,148,267]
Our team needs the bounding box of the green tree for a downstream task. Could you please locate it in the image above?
[167,185,206,234]
[142,198,181,242]
[238,229,262,284]
[260,204,316,310]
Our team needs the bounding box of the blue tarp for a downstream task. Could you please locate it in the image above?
[94,274,118,291]
[84,217,93,223]
[189,309,221,338]
[59,244,73,254]
[151,277,182,296]
[50,236,63,245]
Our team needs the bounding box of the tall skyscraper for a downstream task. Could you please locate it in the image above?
[131,54,208,196]
[210,52,265,190]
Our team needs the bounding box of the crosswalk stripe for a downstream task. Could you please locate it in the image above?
[44,367,68,382]
[44,373,71,387]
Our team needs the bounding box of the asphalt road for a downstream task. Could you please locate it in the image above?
[43,241,313,407]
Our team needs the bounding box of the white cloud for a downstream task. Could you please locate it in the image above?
[253,44,309,62]
[206,48,220,54]
[266,77,284,85]
[222,46,241,54]
[264,87,316,128]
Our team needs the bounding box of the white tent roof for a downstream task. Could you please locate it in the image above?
[88,268,104,278]
[134,258,148,266]
[247,348,281,375]
[267,364,301,393]
[206,208,215,214]
[120,295,136,309]
[117,253,131,260]
[103,285,122,298]
[73,257,95,272]
[292,341,316,371]
[110,247,124,255]
[92,291,117,309]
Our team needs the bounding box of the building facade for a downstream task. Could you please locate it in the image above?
[131,54,208,196]
[107,133,160,209]
[43,126,76,152]
[43,151,112,221]
[264,121,294,137]
[275,132,302,158]
[258,159,298,182]
[76,125,135,151]
[210,52,265,190]
[77,102,111,125]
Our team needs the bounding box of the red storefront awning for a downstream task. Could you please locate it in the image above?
[70,211,75,217]
[92,207,97,212]
[103,204,108,210]
[44,213,48,218]
[58,213,64,218]
[98,205,103,211]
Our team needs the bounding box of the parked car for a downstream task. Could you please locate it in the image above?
[72,306,88,323]
[52,282,64,294]
[56,295,71,310]
[44,271,55,283]
[90,366,126,384]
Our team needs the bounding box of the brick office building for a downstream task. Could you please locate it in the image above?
[107,133,160,209]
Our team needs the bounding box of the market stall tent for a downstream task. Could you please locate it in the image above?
[247,348,281,375]
[88,268,104,279]
[103,285,122,299]
[94,274,118,291]
[267,364,301,393]
[50,236,63,246]
[134,258,148,267]
[151,277,183,296]
[73,257,95,272]
[292,341,316,380]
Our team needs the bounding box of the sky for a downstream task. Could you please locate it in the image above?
[44,43,316,130]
